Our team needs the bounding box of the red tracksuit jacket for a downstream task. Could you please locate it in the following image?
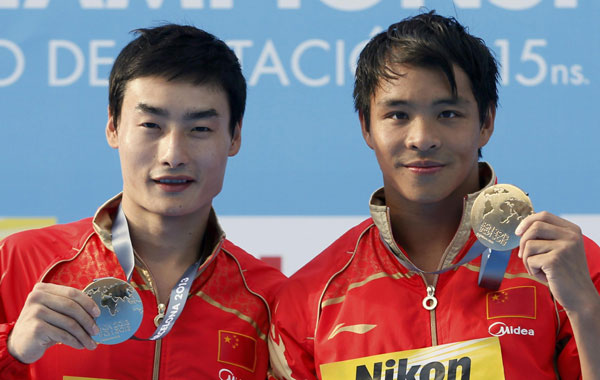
[269,165,600,380]
[0,195,285,379]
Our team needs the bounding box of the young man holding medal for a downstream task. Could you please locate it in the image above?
[0,24,284,379]
[269,11,600,380]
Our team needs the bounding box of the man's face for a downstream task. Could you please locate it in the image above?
[361,64,494,206]
[106,76,240,219]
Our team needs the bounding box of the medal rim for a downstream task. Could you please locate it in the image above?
[84,277,143,345]
[470,183,533,251]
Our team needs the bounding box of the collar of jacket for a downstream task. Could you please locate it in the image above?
[90,193,225,262]
[369,162,496,270]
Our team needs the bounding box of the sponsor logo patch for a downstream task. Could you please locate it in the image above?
[219,368,244,380]
[319,337,505,380]
[488,322,535,337]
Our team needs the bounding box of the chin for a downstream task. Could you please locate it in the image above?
[399,188,451,204]
[147,203,194,217]
[407,195,445,204]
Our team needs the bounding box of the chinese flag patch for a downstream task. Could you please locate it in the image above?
[486,286,536,319]
[217,330,257,372]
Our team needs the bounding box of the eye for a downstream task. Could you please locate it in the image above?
[389,111,409,120]
[191,126,211,133]
[439,110,460,118]
[140,122,160,129]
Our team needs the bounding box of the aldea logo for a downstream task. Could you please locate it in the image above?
[488,322,535,337]
[0,0,579,10]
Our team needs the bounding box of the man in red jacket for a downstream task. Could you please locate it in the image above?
[269,11,600,380]
[0,24,284,379]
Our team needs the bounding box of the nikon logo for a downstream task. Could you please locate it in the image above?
[488,322,535,337]
[355,357,471,380]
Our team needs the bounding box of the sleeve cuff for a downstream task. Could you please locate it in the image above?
[0,322,30,378]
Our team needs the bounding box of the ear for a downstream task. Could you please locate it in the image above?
[228,120,242,157]
[478,106,495,149]
[106,107,119,149]
[359,111,375,150]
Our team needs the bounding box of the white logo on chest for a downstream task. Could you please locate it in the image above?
[219,368,243,380]
[488,321,535,337]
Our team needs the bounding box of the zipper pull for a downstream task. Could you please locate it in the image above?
[154,303,166,327]
[422,285,438,310]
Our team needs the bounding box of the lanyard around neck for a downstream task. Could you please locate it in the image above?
[111,204,213,340]
[385,237,510,290]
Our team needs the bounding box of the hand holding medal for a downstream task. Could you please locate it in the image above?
[7,282,102,364]
[514,209,596,313]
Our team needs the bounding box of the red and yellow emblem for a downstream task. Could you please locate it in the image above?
[486,286,536,319]
[218,330,257,372]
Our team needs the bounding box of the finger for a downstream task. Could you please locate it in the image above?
[519,239,552,276]
[28,285,100,337]
[35,283,101,318]
[518,221,563,258]
[516,211,575,236]
[37,319,90,351]
[520,220,563,243]
[27,301,98,350]
[523,253,550,284]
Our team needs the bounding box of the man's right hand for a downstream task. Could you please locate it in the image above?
[7,282,101,364]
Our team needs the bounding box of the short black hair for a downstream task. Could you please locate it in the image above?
[109,24,246,136]
[354,11,498,132]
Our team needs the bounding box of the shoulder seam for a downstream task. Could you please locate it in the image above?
[314,222,375,336]
[39,230,96,283]
[222,247,273,326]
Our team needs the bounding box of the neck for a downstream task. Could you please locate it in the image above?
[120,195,210,271]
[389,195,464,260]
[387,171,482,269]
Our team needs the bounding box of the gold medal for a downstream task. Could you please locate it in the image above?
[470,184,533,251]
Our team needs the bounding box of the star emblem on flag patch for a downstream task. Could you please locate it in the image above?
[486,286,536,319]
[490,291,508,303]
[217,330,257,372]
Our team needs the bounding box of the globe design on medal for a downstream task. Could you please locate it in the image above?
[84,277,144,345]
[470,184,534,251]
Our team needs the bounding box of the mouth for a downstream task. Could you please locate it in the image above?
[403,161,445,174]
[155,178,193,184]
[152,176,195,191]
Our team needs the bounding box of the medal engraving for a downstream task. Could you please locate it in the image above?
[84,277,143,345]
[470,184,533,251]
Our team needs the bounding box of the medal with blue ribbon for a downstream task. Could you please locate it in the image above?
[470,184,533,290]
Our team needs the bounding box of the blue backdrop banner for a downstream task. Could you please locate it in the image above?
[1,1,599,274]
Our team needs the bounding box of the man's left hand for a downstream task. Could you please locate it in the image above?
[516,211,596,312]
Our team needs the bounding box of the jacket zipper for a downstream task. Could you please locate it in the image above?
[418,273,439,347]
[133,240,224,380]
[133,251,164,380]
[152,339,162,380]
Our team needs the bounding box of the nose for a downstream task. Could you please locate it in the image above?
[405,117,441,152]
[159,129,189,168]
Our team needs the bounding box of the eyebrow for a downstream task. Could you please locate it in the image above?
[135,103,219,120]
[378,97,472,108]
[432,97,471,107]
